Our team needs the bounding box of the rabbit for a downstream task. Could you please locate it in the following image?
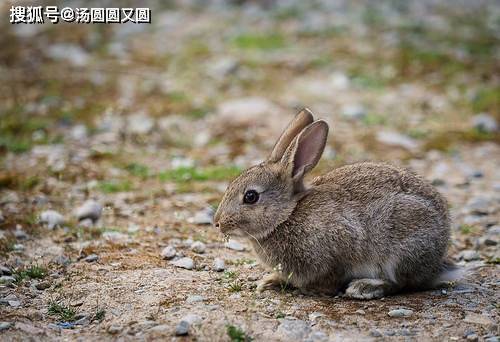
[214,108,460,299]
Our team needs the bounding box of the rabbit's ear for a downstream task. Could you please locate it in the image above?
[268,108,314,163]
[281,120,329,181]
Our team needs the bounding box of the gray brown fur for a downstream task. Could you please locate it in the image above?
[214,108,456,298]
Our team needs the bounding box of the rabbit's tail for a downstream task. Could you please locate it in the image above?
[432,258,465,286]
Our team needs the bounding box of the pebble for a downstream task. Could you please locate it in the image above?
[465,332,479,341]
[127,113,154,135]
[35,281,51,290]
[13,243,24,252]
[0,276,16,285]
[472,113,498,133]
[376,131,419,151]
[217,97,279,126]
[463,313,494,326]
[175,314,202,336]
[160,246,176,260]
[75,200,102,222]
[191,241,206,254]
[188,208,213,225]
[39,210,65,229]
[102,231,129,244]
[13,228,28,239]
[225,239,246,251]
[370,329,383,337]
[388,308,413,317]
[108,325,122,334]
[0,265,11,275]
[0,322,12,331]
[175,320,189,336]
[79,218,94,228]
[213,258,225,272]
[341,103,366,120]
[171,257,194,270]
[277,319,312,341]
[459,250,481,261]
[84,254,99,263]
[186,295,204,303]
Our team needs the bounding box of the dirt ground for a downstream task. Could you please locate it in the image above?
[1,1,499,341]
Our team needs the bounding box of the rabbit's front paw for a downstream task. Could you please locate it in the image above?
[256,273,284,293]
[344,278,388,300]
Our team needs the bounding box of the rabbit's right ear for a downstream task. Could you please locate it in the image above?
[268,108,314,163]
[280,120,329,187]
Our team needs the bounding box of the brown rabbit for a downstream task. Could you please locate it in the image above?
[214,108,459,299]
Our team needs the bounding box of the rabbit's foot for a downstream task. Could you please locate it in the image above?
[344,278,391,300]
[256,273,285,293]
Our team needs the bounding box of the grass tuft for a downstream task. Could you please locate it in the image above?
[226,324,252,342]
[158,166,241,183]
[48,301,77,322]
[98,180,133,193]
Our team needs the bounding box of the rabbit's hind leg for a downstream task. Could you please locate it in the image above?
[344,278,398,300]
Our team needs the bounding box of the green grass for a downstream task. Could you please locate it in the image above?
[228,280,243,293]
[125,163,149,179]
[226,324,252,342]
[48,301,77,322]
[13,265,48,283]
[232,33,285,50]
[471,86,499,116]
[92,308,106,322]
[158,166,241,183]
[460,225,476,235]
[98,180,133,193]
[222,270,238,280]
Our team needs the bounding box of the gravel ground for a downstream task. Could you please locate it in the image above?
[0,1,499,341]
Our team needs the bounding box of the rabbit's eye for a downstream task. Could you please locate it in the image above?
[243,190,259,204]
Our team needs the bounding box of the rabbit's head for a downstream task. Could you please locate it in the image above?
[214,109,328,240]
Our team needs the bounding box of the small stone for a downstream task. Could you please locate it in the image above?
[376,131,419,151]
[0,276,16,285]
[341,103,366,120]
[15,322,44,335]
[465,332,479,341]
[13,243,24,252]
[459,250,481,261]
[171,257,194,270]
[0,265,11,275]
[277,319,311,341]
[75,200,102,222]
[78,218,94,228]
[108,325,122,334]
[463,313,494,326]
[188,208,213,225]
[225,239,246,251]
[52,255,71,266]
[308,330,329,342]
[13,229,28,240]
[39,210,64,229]
[485,337,499,342]
[370,329,383,337]
[36,281,51,290]
[175,314,202,336]
[127,113,154,135]
[0,322,12,331]
[472,113,498,133]
[161,246,176,260]
[355,309,365,315]
[84,254,99,263]
[191,241,206,254]
[102,231,129,244]
[175,320,189,336]
[213,258,225,272]
[186,295,204,303]
[388,308,413,317]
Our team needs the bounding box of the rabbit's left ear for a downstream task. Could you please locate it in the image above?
[281,120,329,182]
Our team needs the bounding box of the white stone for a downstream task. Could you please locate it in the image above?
[171,257,194,270]
[225,239,246,251]
[39,210,64,229]
[75,200,102,222]
[191,241,206,254]
[376,131,419,151]
[213,258,225,272]
[388,308,413,317]
[161,246,176,260]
